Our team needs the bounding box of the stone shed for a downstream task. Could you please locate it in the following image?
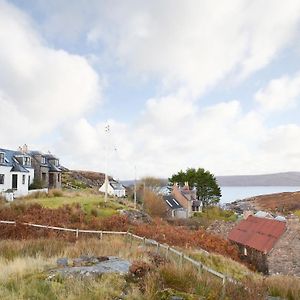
[228,215,287,274]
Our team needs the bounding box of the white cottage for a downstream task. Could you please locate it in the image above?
[0,148,34,199]
[99,179,126,198]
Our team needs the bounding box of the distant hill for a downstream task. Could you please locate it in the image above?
[216,172,300,186]
[122,172,300,187]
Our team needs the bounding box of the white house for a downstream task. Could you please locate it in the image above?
[0,148,34,199]
[99,179,126,198]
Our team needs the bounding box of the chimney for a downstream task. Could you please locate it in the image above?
[22,144,28,153]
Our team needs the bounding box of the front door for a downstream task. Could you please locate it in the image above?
[12,174,18,190]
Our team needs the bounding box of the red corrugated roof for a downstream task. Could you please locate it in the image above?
[228,215,286,253]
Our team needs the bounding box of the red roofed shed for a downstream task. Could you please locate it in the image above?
[228,215,286,274]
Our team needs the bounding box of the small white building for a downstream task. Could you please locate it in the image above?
[0,148,34,199]
[99,179,126,198]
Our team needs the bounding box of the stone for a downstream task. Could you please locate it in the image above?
[52,256,131,278]
[72,255,109,267]
[56,258,68,267]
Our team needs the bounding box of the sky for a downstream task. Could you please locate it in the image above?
[1,0,300,179]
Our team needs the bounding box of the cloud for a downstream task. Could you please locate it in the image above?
[0,0,102,147]
[83,0,300,94]
[255,73,300,112]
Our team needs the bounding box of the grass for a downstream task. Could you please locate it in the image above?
[193,206,237,222]
[188,249,259,281]
[0,237,299,299]
[294,210,300,220]
[15,190,128,218]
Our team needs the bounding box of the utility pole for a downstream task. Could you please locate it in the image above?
[104,124,110,202]
[134,165,137,209]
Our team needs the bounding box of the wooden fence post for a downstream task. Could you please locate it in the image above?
[76,228,79,239]
[198,262,203,274]
[180,252,184,267]
[221,276,226,299]
[100,231,103,240]
[166,246,170,259]
[156,242,160,253]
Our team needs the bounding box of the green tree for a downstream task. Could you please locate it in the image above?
[169,168,221,207]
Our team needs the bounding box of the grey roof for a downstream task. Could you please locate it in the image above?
[0,148,29,173]
[30,150,62,172]
[110,181,126,190]
[163,195,182,209]
[1,148,62,173]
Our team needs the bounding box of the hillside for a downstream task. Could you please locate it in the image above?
[216,172,300,186]
[62,170,113,189]
[227,190,300,215]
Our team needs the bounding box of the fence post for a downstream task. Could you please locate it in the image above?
[180,252,184,267]
[143,237,146,246]
[198,262,203,274]
[156,242,160,253]
[221,275,226,299]
[76,228,79,239]
[100,231,103,240]
[166,246,170,259]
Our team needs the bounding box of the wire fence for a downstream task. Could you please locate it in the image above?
[0,220,236,287]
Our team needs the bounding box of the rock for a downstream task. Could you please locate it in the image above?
[56,258,68,267]
[120,209,152,224]
[52,256,131,278]
[72,256,109,267]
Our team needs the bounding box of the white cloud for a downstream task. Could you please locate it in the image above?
[2,0,300,179]
[0,0,102,148]
[82,0,300,95]
[255,73,300,112]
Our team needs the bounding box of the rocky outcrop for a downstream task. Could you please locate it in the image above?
[50,256,131,278]
[120,209,152,224]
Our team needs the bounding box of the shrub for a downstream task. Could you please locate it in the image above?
[29,179,43,190]
[144,190,167,218]
[129,260,152,278]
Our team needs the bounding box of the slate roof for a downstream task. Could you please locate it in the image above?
[0,148,30,173]
[163,195,183,209]
[228,215,286,254]
[110,181,126,190]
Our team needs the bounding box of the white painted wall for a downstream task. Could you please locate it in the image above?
[99,183,126,197]
[0,165,12,193]
[0,166,34,197]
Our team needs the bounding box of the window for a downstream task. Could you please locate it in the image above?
[41,157,46,164]
[22,175,26,185]
[24,156,31,166]
[0,153,4,164]
[53,159,59,166]
[58,174,61,182]
[0,174,4,184]
[28,175,31,186]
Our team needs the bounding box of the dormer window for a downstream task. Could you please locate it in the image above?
[41,156,46,164]
[53,159,59,166]
[23,156,31,166]
[0,153,4,164]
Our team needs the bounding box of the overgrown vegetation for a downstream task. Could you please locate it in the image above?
[0,238,299,299]
[144,189,167,218]
[193,206,237,223]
